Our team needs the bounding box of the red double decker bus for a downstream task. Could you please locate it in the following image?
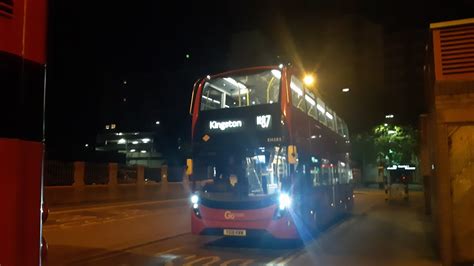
[188,65,353,240]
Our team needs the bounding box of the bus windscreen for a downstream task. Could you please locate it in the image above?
[200,69,281,111]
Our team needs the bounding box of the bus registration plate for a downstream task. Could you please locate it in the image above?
[223,229,246,236]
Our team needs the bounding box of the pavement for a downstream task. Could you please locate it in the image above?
[43,189,440,266]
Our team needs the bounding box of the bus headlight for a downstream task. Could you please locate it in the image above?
[190,194,201,218]
[279,193,292,210]
[191,194,199,205]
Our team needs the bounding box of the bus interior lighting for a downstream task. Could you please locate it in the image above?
[305,95,316,106]
[223,77,247,90]
[290,82,303,96]
[202,95,221,104]
[316,104,325,113]
[271,69,281,79]
[325,112,334,120]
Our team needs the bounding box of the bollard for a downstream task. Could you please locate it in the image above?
[183,169,191,193]
[161,165,168,184]
[108,163,118,186]
[73,161,85,188]
[137,165,145,185]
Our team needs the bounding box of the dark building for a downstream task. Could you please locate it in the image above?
[383,28,427,125]
[96,130,164,167]
[96,75,170,166]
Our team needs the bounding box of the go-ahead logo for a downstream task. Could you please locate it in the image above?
[224,210,245,220]
[209,120,243,131]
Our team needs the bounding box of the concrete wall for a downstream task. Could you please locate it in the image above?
[44,183,190,208]
[44,162,192,208]
[448,125,474,262]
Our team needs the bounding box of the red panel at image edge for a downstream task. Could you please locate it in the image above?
[0,139,43,266]
[0,0,47,64]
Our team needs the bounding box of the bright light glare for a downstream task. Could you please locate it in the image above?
[140,150,147,153]
[385,114,394,119]
[271,69,281,79]
[132,141,139,144]
[155,121,160,125]
[191,195,199,204]
[342,88,350,92]
[118,138,126,144]
[130,149,136,152]
[388,130,396,135]
[279,193,292,210]
[193,203,198,209]
[142,138,151,143]
[278,64,283,69]
[303,75,315,86]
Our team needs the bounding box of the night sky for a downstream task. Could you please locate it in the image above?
[45,0,473,151]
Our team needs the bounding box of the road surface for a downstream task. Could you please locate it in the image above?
[44,189,439,265]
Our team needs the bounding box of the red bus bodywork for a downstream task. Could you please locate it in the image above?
[189,66,353,240]
[192,202,299,239]
[0,0,47,264]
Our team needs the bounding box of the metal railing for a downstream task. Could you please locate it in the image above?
[144,167,161,182]
[118,165,137,184]
[43,161,74,186]
[84,163,109,185]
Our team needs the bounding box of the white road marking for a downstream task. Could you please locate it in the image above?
[153,247,183,257]
[183,256,220,266]
[219,258,255,266]
[278,254,297,265]
[266,256,284,265]
[51,198,188,214]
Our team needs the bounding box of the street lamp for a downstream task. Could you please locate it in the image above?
[385,114,394,119]
[342,88,350,93]
[303,74,315,86]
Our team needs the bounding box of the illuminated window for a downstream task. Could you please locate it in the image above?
[305,89,317,120]
[290,76,306,113]
[111,124,116,129]
[201,70,280,111]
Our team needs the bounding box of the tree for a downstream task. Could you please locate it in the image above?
[372,124,418,167]
[351,123,419,180]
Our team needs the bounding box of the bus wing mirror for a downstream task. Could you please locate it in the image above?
[186,159,193,176]
[288,145,297,165]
